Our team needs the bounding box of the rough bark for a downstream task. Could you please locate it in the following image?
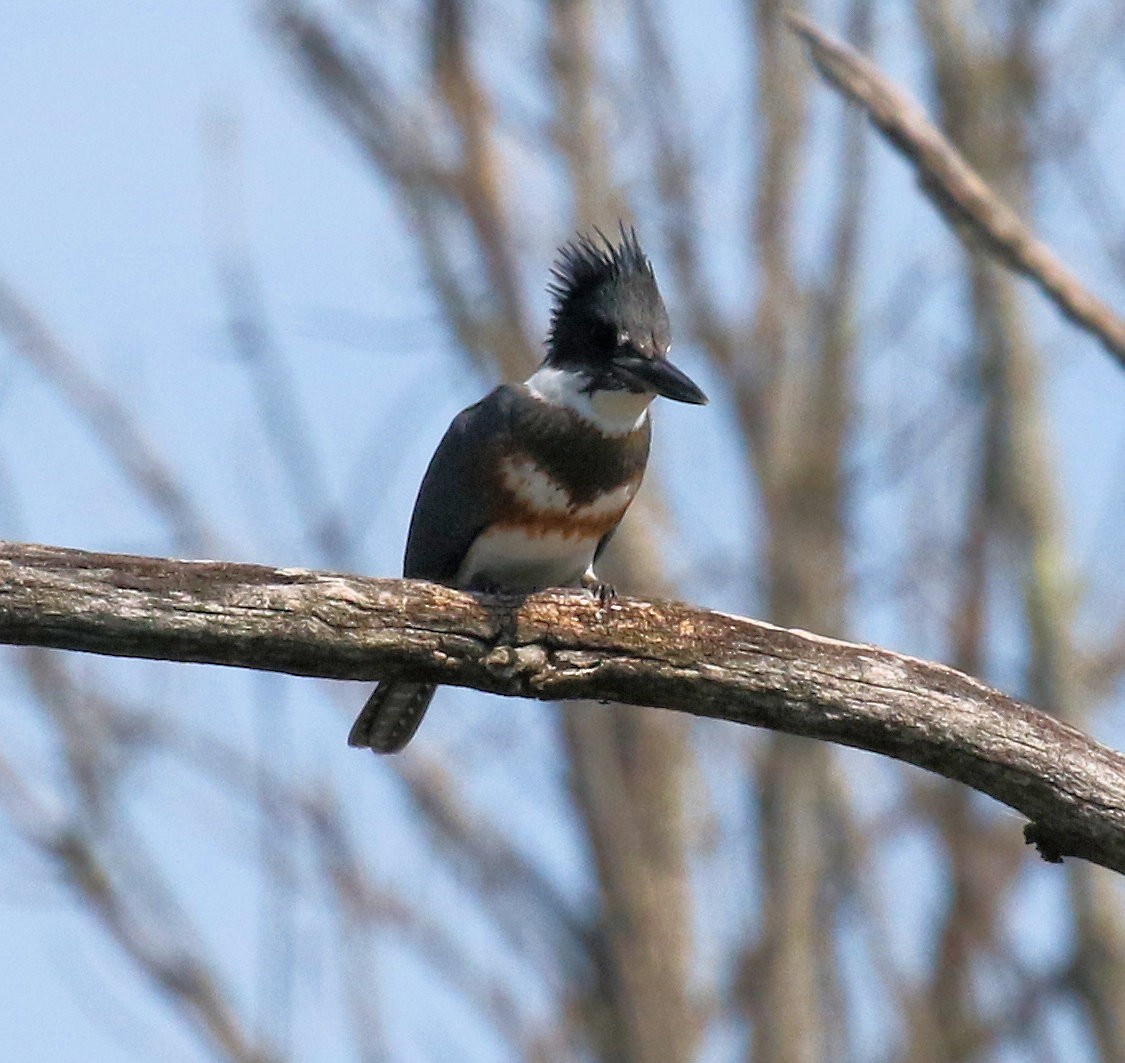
[4,540,1125,876]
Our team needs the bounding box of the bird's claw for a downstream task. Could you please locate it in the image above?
[581,574,617,605]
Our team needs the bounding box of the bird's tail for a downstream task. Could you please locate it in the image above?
[347,681,437,754]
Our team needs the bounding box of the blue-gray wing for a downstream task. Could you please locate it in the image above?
[402,385,518,583]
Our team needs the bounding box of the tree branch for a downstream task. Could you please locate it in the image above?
[2,540,1125,873]
[786,13,1125,372]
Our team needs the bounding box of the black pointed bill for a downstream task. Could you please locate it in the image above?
[611,352,709,405]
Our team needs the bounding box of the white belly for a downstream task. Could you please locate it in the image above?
[457,525,598,590]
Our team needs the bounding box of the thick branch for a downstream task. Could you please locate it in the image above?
[787,13,1125,372]
[2,541,1125,873]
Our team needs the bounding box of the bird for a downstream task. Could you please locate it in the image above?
[348,225,708,753]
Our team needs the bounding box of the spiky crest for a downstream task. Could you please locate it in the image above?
[547,224,653,345]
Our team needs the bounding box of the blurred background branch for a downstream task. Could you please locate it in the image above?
[788,11,1125,370]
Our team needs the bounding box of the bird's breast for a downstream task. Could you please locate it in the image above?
[499,453,639,526]
[455,453,641,590]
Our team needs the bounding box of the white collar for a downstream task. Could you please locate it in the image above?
[524,365,651,435]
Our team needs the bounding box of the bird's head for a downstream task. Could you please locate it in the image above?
[545,227,708,406]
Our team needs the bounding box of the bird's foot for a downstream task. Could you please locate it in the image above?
[580,572,617,606]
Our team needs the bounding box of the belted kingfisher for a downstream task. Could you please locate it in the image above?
[349,226,708,753]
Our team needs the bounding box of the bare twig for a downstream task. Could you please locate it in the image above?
[307,794,547,1055]
[0,745,274,1063]
[786,13,1125,372]
[205,114,350,561]
[265,0,537,380]
[396,755,592,979]
[0,280,213,552]
[2,540,1125,874]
